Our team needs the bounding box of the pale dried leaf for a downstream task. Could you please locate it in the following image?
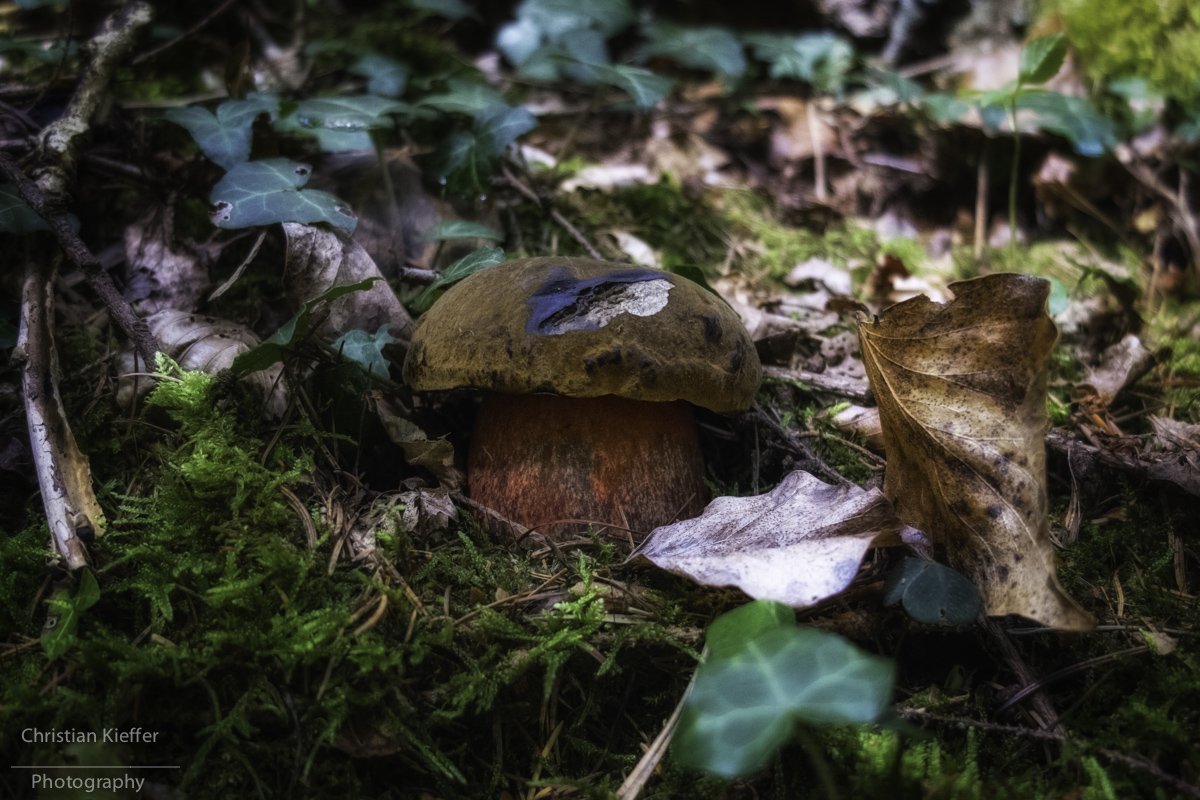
[857,273,1094,630]
[282,223,415,343]
[117,310,286,418]
[1151,416,1200,451]
[1080,334,1156,405]
[124,206,214,314]
[640,470,905,608]
[829,404,884,454]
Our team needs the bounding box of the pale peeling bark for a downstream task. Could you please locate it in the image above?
[18,257,104,571]
[34,1,153,199]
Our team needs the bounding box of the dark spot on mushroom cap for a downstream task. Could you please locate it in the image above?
[703,313,722,343]
[727,346,743,373]
[986,504,1003,519]
[583,345,623,373]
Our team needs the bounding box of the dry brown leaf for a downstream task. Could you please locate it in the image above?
[116,310,286,418]
[376,403,463,490]
[282,222,414,344]
[857,273,1094,631]
[1079,334,1156,405]
[124,205,215,314]
[639,470,910,608]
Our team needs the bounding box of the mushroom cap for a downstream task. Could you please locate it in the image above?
[403,257,762,413]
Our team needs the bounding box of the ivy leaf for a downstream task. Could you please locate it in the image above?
[883,558,982,626]
[414,247,506,311]
[275,95,412,151]
[1017,92,1116,156]
[745,32,854,96]
[588,63,672,108]
[0,183,50,233]
[41,570,101,660]
[418,79,507,114]
[673,601,895,778]
[0,183,80,235]
[333,324,395,379]
[0,36,76,63]
[349,54,409,97]
[424,220,504,241]
[475,105,537,155]
[232,278,381,375]
[209,159,357,230]
[1018,33,1066,86]
[642,22,746,77]
[408,0,472,19]
[164,94,279,169]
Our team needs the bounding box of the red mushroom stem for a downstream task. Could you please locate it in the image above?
[468,392,706,539]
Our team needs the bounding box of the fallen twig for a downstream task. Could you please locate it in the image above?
[0,1,159,368]
[17,253,102,571]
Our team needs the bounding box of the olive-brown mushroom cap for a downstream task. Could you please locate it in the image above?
[402,257,761,413]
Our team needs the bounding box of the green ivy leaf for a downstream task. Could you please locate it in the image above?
[333,324,395,378]
[674,600,895,778]
[418,79,507,114]
[1017,91,1116,156]
[425,220,504,241]
[0,183,50,233]
[0,36,76,63]
[414,247,506,311]
[275,94,412,152]
[587,63,672,108]
[407,0,473,19]
[209,159,357,230]
[475,105,537,155]
[232,278,381,375]
[349,54,409,97]
[642,22,746,77]
[164,94,279,169]
[883,558,982,626]
[745,32,853,96]
[1018,34,1066,86]
[41,570,101,660]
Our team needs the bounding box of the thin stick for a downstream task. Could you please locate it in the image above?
[132,0,238,66]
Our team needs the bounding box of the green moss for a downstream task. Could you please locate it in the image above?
[718,190,885,281]
[1039,0,1200,105]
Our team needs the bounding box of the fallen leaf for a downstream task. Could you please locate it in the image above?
[640,470,910,608]
[376,402,463,490]
[282,222,415,343]
[117,310,286,418]
[123,205,215,314]
[857,273,1094,631]
[1079,334,1156,405]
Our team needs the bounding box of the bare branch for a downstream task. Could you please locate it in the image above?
[17,254,102,571]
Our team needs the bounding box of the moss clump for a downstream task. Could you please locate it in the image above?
[1039,0,1200,105]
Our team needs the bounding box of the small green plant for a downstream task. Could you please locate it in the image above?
[673,600,895,779]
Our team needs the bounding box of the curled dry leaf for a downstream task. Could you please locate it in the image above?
[282,222,414,344]
[857,273,1094,631]
[117,310,286,418]
[1079,334,1156,405]
[124,205,216,314]
[375,401,463,490]
[640,470,910,608]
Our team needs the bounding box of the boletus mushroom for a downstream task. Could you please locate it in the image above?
[402,257,761,539]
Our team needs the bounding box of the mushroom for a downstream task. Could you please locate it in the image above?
[402,257,761,539]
